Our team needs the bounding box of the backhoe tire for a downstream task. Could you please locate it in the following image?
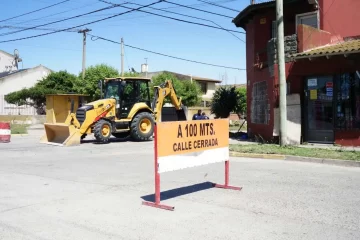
[94,119,112,143]
[130,112,154,141]
[112,132,130,139]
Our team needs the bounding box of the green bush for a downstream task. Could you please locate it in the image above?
[150,72,202,107]
[211,86,247,118]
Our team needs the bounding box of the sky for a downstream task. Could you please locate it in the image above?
[0,0,249,84]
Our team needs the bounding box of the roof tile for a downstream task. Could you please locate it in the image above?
[291,39,360,58]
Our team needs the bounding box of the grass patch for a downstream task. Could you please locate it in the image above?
[230,144,360,161]
[229,124,247,132]
[230,126,240,131]
[0,115,31,122]
[11,124,29,134]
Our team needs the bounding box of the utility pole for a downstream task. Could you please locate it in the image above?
[78,28,91,80]
[276,0,287,146]
[251,0,255,4]
[121,37,124,76]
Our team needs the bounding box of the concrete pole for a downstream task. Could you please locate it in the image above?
[78,28,91,80]
[82,33,86,80]
[121,37,124,76]
[276,0,287,146]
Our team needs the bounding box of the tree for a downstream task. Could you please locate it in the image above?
[74,64,120,101]
[5,71,78,114]
[235,87,247,117]
[210,86,238,118]
[150,72,201,107]
[211,86,247,119]
[181,79,202,107]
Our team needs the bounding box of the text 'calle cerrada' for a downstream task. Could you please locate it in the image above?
[173,122,218,152]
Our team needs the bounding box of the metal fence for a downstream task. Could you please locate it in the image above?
[0,95,37,115]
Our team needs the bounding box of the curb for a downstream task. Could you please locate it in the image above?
[230,152,285,160]
[11,134,29,136]
[229,152,360,168]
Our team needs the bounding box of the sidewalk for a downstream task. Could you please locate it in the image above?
[230,152,360,168]
[230,138,360,152]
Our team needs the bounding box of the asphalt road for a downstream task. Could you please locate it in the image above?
[0,130,359,240]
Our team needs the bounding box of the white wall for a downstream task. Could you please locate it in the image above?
[0,51,17,73]
[0,65,51,95]
[202,82,217,100]
[0,94,37,115]
[273,94,301,144]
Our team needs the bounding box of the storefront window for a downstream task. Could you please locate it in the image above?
[335,72,360,129]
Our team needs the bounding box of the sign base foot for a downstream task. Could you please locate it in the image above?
[142,201,175,211]
[213,183,242,191]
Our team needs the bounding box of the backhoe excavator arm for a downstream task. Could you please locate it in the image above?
[152,80,184,122]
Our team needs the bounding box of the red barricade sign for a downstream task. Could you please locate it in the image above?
[142,119,242,211]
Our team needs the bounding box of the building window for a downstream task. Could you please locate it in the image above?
[198,82,207,94]
[335,72,360,129]
[296,11,319,32]
[251,81,270,124]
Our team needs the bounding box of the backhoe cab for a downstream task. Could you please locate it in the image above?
[40,77,187,146]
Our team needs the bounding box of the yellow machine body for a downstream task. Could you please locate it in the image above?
[40,77,186,146]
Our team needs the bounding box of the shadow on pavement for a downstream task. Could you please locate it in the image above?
[81,137,153,145]
[141,181,214,202]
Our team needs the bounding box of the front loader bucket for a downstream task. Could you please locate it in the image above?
[40,123,82,146]
[161,107,187,122]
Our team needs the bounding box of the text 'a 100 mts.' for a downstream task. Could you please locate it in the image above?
[174,122,218,152]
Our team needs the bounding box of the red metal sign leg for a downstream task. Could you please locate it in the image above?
[142,124,175,211]
[213,160,242,191]
[225,160,229,186]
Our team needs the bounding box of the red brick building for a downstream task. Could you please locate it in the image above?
[233,0,360,146]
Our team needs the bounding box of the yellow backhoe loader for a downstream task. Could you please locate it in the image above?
[40,77,187,146]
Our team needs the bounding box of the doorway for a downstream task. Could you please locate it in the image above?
[305,76,334,143]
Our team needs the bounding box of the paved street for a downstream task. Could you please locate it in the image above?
[0,130,360,240]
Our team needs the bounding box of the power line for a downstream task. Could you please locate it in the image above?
[125,1,245,42]
[4,1,101,28]
[163,0,233,18]
[0,0,71,23]
[196,0,240,12]
[0,1,163,43]
[0,25,80,33]
[98,0,244,34]
[0,2,128,37]
[89,34,246,70]
[5,0,237,25]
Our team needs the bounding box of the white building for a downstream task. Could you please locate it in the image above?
[0,50,52,115]
[0,65,52,95]
[0,50,19,73]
